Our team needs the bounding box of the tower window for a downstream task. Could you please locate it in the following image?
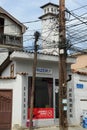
[44,9,46,14]
[51,8,53,12]
[54,8,56,13]
[47,8,49,12]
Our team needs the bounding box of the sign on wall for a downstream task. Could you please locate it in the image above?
[36,67,52,75]
[28,108,54,119]
[76,84,83,89]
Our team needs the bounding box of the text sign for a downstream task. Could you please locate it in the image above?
[28,108,54,119]
[36,67,52,74]
[76,84,83,89]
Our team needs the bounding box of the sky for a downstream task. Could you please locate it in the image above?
[0,0,87,23]
[0,0,87,47]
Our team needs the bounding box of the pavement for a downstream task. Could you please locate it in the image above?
[25,126,87,130]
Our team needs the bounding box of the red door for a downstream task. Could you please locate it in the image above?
[0,90,12,130]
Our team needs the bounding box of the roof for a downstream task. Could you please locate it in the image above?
[72,67,87,75]
[0,50,76,75]
[10,50,76,64]
[0,76,16,79]
[39,13,58,19]
[0,6,27,33]
[40,2,59,8]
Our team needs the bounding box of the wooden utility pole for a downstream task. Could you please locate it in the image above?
[29,31,40,130]
[59,0,68,130]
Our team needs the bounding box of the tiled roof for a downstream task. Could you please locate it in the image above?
[40,2,59,8]
[72,67,87,75]
[0,76,16,79]
[16,72,28,75]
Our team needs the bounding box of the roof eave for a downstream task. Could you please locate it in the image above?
[40,2,59,8]
[0,6,27,33]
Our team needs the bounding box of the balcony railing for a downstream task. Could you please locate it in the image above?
[0,34,23,47]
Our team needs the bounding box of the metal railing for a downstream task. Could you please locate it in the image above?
[0,34,22,46]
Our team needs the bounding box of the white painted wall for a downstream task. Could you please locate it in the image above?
[16,60,59,78]
[0,52,8,65]
[41,17,59,54]
[0,52,75,127]
[0,74,28,129]
[4,16,21,36]
[73,73,87,125]
[40,4,59,54]
[21,74,28,126]
[2,61,16,77]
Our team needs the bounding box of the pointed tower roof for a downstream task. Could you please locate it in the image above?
[40,2,59,8]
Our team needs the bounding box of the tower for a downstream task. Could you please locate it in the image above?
[39,2,59,55]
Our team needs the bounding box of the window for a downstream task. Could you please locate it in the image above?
[28,77,53,108]
[70,114,73,117]
[69,109,72,112]
[54,8,56,13]
[69,93,72,97]
[69,98,72,102]
[15,36,21,44]
[47,8,49,12]
[10,64,14,77]
[69,104,72,107]
[51,8,53,12]
[44,9,46,14]
[69,88,72,92]
[55,79,59,86]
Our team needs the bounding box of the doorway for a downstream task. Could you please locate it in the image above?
[0,90,12,130]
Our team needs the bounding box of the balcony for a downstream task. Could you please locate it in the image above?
[0,34,23,47]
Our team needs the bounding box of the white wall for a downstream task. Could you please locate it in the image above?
[0,55,74,127]
[0,74,28,129]
[0,52,8,65]
[4,16,21,36]
[41,17,59,54]
[2,61,16,77]
[16,60,59,78]
[67,75,75,126]
[21,74,28,126]
[73,73,87,125]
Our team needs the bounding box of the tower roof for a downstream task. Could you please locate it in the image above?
[39,13,58,19]
[40,2,59,8]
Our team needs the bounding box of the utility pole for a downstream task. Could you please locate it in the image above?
[29,31,40,130]
[59,0,68,130]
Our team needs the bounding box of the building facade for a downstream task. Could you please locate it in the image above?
[0,7,26,130]
[0,7,26,48]
[71,54,87,126]
[0,6,27,75]
[0,51,75,130]
[1,3,86,130]
[71,71,87,126]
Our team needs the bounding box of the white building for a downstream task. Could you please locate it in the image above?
[0,6,26,130]
[1,3,86,130]
[39,2,59,55]
[0,6,27,66]
[0,51,75,130]
[70,68,87,126]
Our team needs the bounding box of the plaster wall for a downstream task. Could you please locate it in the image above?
[4,16,21,36]
[0,74,28,128]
